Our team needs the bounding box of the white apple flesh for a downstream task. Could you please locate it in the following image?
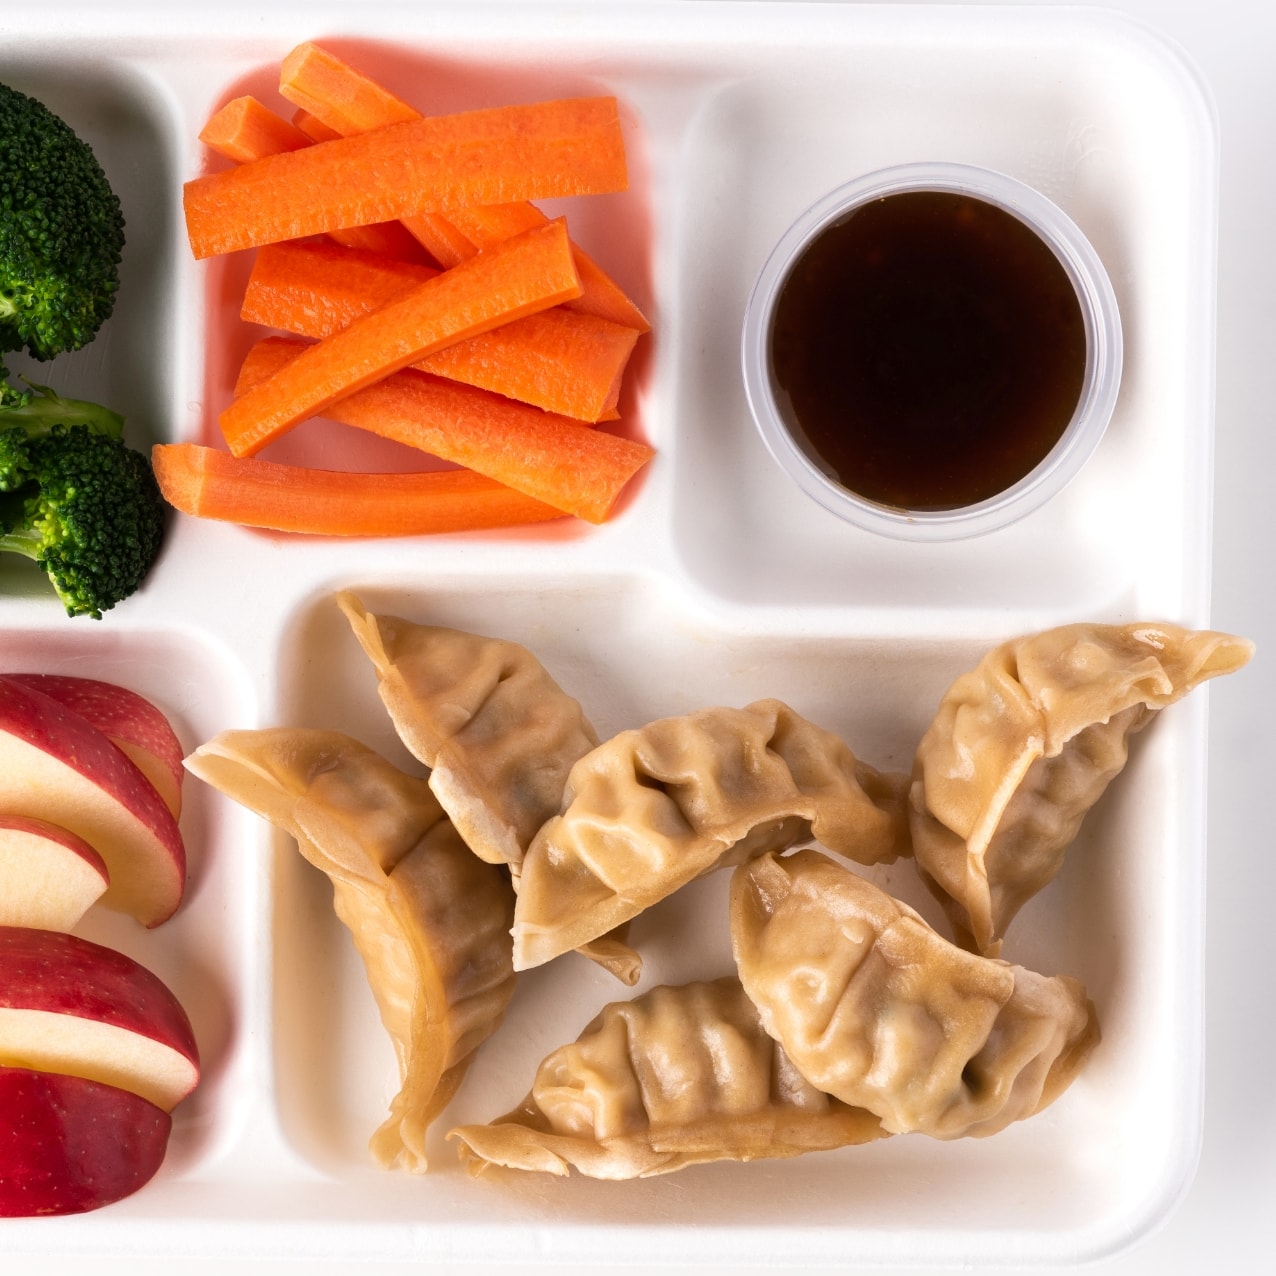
[0,814,110,932]
[0,1065,171,1216]
[0,927,199,1113]
[4,673,185,819]
[0,677,186,927]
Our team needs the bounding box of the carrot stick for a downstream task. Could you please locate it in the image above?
[393,213,484,272]
[183,95,627,259]
[238,336,653,522]
[446,202,650,332]
[198,95,311,163]
[241,239,437,330]
[198,100,432,262]
[275,41,648,327]
[291,107,343,142]
[241,239,637,421]
[219,218,582,456]
[422,308,635,422]
[297,101,474,262]
[325,221,437,264]
[152,444,567,536]
[278,42,421,130]
[277,41,479,267]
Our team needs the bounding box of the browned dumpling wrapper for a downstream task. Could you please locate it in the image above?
[730,850,1099,1140]
[338,591,641,985]
[185,728,517,1172]
[910,622,1254,955]
[511,699,911,973]
[448,976,887,1178]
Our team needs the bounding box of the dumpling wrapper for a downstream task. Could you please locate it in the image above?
[730,850,1099,1140]
[448,976,887,1178]
[909,621,1255,954]
[185,728,516,1173]
[337,591,599,868]
[338,591,641,985]
[512,698,911,972]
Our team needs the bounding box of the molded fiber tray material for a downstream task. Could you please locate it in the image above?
[0,2,1217,1268]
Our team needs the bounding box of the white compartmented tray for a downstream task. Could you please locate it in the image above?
[0,2,1219,1268]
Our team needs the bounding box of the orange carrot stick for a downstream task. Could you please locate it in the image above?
[238,336,653,523]
[278,43,421,130]
[241,239,637,421]
[198,100,432,262]
[291,107,343,142]
[241,239,437,331]
[152,443,567,536]
[325,220,436,265]
[219,218,582,456]
[277,41,481,268]
[276,41,648,328]
[183,95,627,259]
[392,212,483,272]
[198,95,311,163]
[294,105,473,264]
[447,202,650,332]
[422,308,635,422]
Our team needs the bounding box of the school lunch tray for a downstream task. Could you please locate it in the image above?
[0,2,1219,1269]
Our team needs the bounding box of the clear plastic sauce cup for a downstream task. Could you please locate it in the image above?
[741,162,1123,541]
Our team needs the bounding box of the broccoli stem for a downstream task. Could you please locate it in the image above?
[0,379,124,439]
[0,525,42,560]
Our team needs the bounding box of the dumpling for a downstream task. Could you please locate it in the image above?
[337,591,599,868]
[448,976,887,1178]
[184,728,516,1172]
[337,591,641,984]
[730,849,1099,1140]
[512,699,911,972]
[909,622,1254,954]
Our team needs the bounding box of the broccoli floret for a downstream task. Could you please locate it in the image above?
[0,81,126,361]
[0,382,165,619]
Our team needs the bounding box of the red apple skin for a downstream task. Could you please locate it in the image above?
[0,1066,171,1216]
[0,677,185,927]
[0,814,110,931]
[3,673,185,819]
[0,927,200,1109]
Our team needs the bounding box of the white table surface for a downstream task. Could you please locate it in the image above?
[11,1,1275,1272]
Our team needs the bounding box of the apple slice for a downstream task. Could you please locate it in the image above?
[0,927,199,1112]
[0,815,110,932]
[3,673,185,820]
[0,677,185,927]
[0,1066,171,1216]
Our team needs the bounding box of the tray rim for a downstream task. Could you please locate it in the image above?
[0,2,1222,1268]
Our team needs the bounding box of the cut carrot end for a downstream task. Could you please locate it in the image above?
[440,200,650,332]
[237,336,654,522]
[182,95,628,259]
[201,97,433,264]
[198,96,311,164]
[153,444,568,537]
[279,41,421,134]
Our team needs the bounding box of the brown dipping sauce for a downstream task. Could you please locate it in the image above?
[769,190,1088,511]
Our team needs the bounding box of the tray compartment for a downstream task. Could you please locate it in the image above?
[258,575,1202,1266]
[666,22,1214,619]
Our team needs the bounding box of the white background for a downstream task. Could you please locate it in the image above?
[12,0,1276,1272]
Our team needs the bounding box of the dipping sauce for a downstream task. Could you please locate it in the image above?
[769,190,1088,511]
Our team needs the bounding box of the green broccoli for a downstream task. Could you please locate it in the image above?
[0,382,166,619]
[0,81,126,362]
